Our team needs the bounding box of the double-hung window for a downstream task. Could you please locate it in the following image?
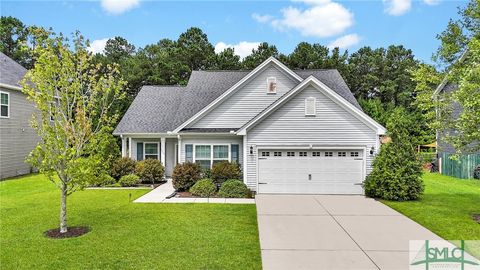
[0,91,9,118]
[193,144,232,169]
[144,143,159,159]
[195,145,212,169]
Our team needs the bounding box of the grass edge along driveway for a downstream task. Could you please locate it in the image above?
[0,174,262,270]
[382,172,480,258]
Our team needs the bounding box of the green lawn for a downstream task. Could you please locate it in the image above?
[382,172,480,257]
[0,174,262,270]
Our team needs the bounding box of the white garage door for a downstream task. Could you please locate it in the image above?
[257,149,364,194]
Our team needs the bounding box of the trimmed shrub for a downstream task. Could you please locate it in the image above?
[218,179,250,198]
[202,168,212,179]
[190,179,216,197]
[89,174,116,187]
[111,157,136,180]
[211,161,242,186]
[172,162,202,191]
[474,165,480,180]
[119,174,140,187]
[135,159,165,184]
[364,108,424,201]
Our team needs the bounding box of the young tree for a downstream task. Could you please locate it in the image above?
[413,0,479,154]
[21,32,126,233]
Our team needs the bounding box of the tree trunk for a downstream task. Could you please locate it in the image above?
[60,182,67,233]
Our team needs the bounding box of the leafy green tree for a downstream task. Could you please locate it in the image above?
[242,42,279,69]
[414,0,479,154]
[364,108,424,201]
[177,27,215,71]
[0,16,32,68]
[104,36,136,63]
[286,42,329,69]
[21,32,126,233]
[212,48,241,70]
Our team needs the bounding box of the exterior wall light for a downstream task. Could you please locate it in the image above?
[370,146,375,155]
[250,146,254,155]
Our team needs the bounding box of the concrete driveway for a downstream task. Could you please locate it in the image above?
[256,195,442,270]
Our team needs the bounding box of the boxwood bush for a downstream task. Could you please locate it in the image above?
[89,174,116,187]
[172,162,202,191]
[364,108,424,201]
[119,174,140,187]
[218,179,250,198]
[211,161,242,186]
[190,178,216,197]
[110,157,136,180]
[135,159,165,184]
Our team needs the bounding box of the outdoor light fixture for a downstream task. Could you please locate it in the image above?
[250,146,253,155]
[370,146,375,155]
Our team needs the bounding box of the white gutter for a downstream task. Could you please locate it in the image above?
[0,83,22,91]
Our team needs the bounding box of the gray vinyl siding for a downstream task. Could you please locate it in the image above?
[245,85,378,190]
[179,135,243,165]
[190,64,298,128]
[0,88,39,179]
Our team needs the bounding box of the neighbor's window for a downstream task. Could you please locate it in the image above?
[0,91,9,118]
[267,77,277,94]
[195,145,211,169]
[305,97,316,116]
[325,152,333,157]
[144,143,159,159]
[213,145,229,165]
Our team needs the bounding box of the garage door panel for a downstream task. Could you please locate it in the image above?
[258,149,364,194]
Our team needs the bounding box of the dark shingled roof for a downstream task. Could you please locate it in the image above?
[114,69,361,134]
[0,52,27,88]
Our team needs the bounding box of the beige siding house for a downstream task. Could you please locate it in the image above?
[114,57,386,194]
[0,53,38,179]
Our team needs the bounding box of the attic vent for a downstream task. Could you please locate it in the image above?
[267,77,277,94]
[305,97,316,116]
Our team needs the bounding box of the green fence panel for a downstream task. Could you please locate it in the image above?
[441,153,480,179]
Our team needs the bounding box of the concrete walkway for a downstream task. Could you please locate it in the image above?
[134,180,255,204]
[256,195,442,270]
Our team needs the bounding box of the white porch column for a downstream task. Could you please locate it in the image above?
[121,136,127,157]
[160,137,166,166]
[128,137,132,158]
[243,134,248,184]
[177,135,182,163]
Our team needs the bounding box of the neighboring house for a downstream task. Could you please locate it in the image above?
[433,81,480,179]
[0,52,39,179]
[114,57,386,194]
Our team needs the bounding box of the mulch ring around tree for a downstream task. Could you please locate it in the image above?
[44,226,90,239]
[473,214,480,224]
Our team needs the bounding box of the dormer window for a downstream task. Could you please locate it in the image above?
[305,97,316,116]
[267,77,276,94]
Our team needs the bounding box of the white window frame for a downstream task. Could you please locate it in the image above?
[266,77,277,94]
[305,97,316,116]
[143,142,160,160]
[193,144,230,169]
[0,91,10,118]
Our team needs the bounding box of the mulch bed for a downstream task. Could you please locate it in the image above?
[44,226,90,239]
[473,214,480,224]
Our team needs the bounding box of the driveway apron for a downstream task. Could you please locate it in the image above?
[256,195,442,270]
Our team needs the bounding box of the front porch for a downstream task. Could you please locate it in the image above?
[120,134,244,177]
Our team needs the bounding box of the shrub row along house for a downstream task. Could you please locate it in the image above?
[114,57,386,194]
[0,52,38,179]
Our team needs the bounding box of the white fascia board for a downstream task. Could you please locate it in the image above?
[237,76,386,135]
[171,57,303,133]
[0,83,22,91]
